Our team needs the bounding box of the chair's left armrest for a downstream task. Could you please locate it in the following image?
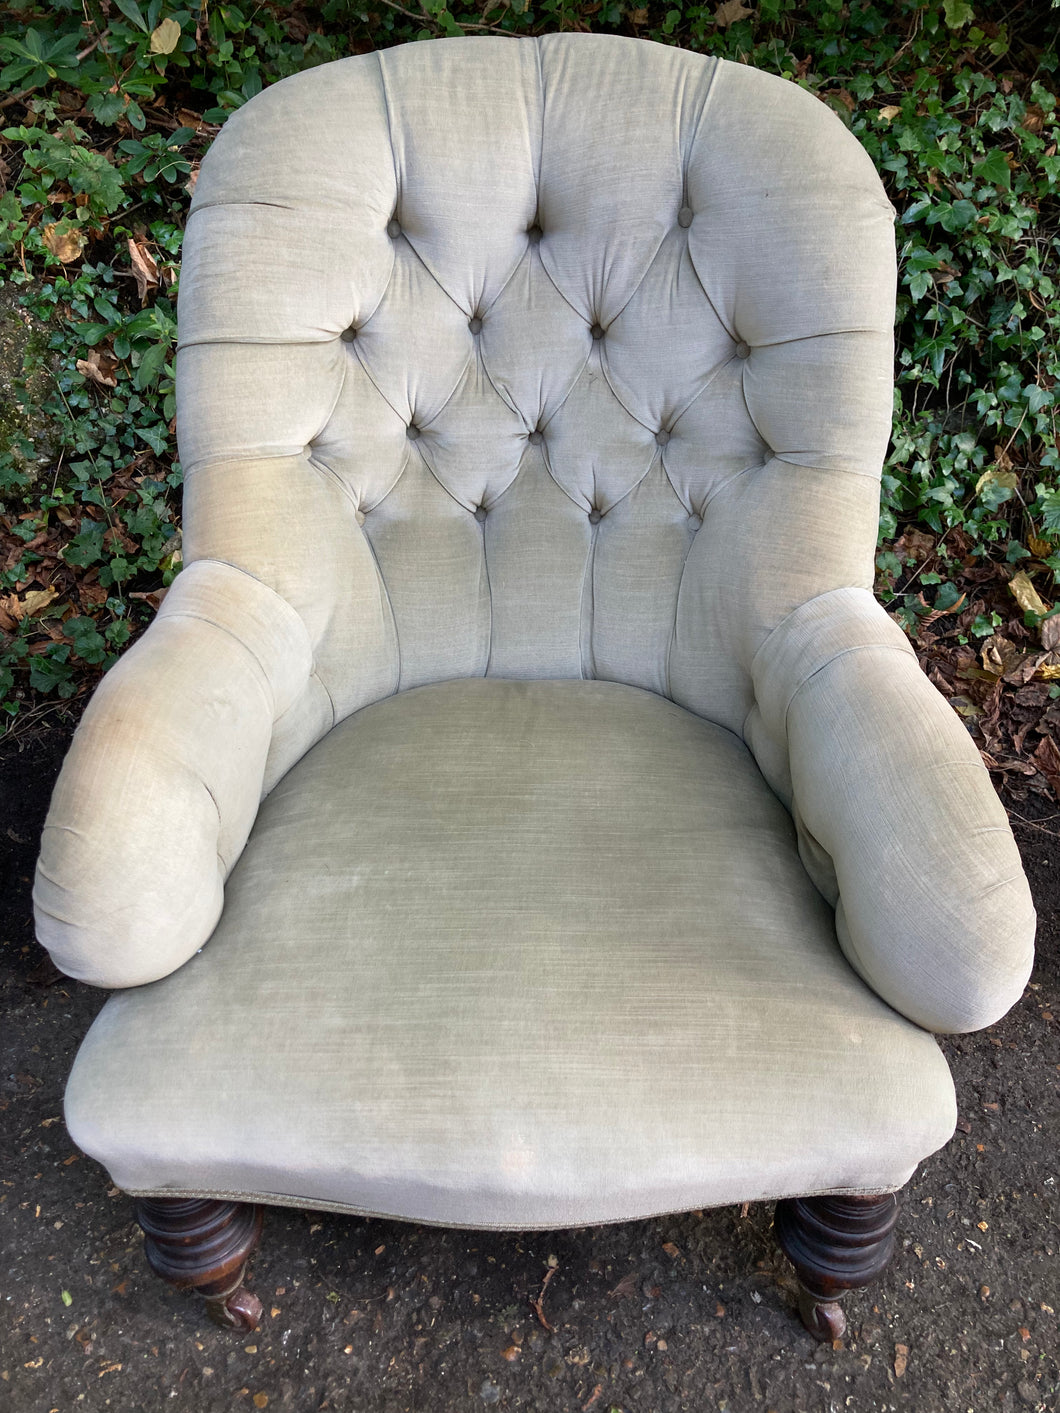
[33,560,315,989]
[748,587,1035,1034]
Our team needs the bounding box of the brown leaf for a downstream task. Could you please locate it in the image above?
[1032,735,1060,798]
[894,1343,909,1378]
[42,221,85,263]
[129,586,168,611]
[1023,105,1045,135]
[608,1271,639,1299]
[127,237,160,303]
[1009,570,1050,617]
[1041,614,1060,653]
[1003,652,1044,687]
[1028,536,1052,559]
[827,87,856,112]
[980,678,1004,753]
[893,527,935,563]
[878,104,901,121]
[6,585,58,621]
[76,347,118,389]
[714,0,752,25]
[662,1241,681,1258]
[981,634,1019,677]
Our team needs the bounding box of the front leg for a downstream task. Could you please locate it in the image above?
[135,1196,265,1330]
[773,1191,899,1340]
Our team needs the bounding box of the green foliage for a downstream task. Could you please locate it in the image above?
[0,0,1057,721]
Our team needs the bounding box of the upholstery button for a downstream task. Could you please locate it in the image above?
[340,326,357,343]
[655,429,670,446]
[406,424,421,441]
[677,205,694,228]
[387,217,401,238]
[735,340,751,359]
[688,513,702,531]
[469,316,482,334]
[474,505,488,522]
[590,322,605,340]
[529,430,543,445]
[588,508,602,524]
[527,224,543,244]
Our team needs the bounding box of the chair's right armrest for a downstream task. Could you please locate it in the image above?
[33,560,314,989]
[747,587,1035,1034]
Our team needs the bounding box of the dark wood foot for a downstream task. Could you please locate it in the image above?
[135,1197,264,1330]
[774,1192,899,1341]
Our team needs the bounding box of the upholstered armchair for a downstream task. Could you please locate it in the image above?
[35,34,1035,1339]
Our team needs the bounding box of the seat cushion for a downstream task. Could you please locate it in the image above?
[66,680,956,1227]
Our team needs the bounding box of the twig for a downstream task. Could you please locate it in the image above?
[530,1264,557,1332]
[1007,810,1060,839]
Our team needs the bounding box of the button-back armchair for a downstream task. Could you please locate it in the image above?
[35,34,1035,1339]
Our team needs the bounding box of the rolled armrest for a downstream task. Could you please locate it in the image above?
[34,560,314,988]
[749,587,1035,1034]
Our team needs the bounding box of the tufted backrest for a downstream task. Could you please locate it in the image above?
[176,34,897,781]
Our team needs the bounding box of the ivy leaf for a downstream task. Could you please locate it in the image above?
[1025,384,1052,413]
[943,0,975,27]
[973,150,1012,189]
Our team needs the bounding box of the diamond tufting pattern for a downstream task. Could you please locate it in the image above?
[175,34,897,765]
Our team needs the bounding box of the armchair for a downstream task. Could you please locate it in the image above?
[35,34,1035,1339]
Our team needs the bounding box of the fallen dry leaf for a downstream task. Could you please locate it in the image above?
[1041,614,1060,652]
[76,347,118,389]
[6,585,58,621]
[150,16,182,54]
[975,466,1019,497]
[127,237,160,303]
[42,221,85,263]
[1009,569,1049,616]
[1032,735,1060,797]
[878,104,901,121]
[662,1242,681,1258]
[981,634,1019,677]
[1028,535,1052,558]
[715,0,752,26]
[894,1343,909,1378]
[129,587,168,611]
[894,526,936,563]
[827,87,856,112]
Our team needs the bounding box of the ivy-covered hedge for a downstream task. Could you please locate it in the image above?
[0,0,1057,720]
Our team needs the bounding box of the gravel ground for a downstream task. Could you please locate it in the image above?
[2,719,1057,1413]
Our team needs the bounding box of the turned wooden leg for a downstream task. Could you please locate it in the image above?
[135,1197,265,1330]
[774,1191,899,1341]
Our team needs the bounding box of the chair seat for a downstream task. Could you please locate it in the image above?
[66,679,956,1228]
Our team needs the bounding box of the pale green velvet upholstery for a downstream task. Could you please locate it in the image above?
[36,35,1034,1223]
[65,681,956,1225]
